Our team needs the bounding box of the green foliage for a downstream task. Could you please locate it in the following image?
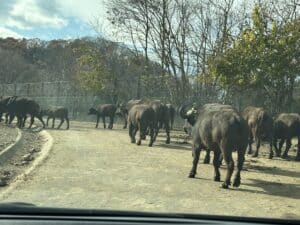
[207,4,300,111]
[75,46,110,95]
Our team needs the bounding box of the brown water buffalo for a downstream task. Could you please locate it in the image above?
[117,99,171,144]
[42,106,69,129]
[182,103,249,189]
[273,113,300,161]
[166,103,175,130]
[6,97,45,128]
[242,106,274,159]
[88,104,117,129]
[128,104,156,147]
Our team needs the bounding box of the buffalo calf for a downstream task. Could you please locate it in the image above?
[42,106,69,129]
[88,104,116,129]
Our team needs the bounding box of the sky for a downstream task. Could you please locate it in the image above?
[0,0,111,40]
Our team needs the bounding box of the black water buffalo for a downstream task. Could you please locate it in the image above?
[273,113,300,161]
[6,97,45,128]
[42,106,70,129]
[117,99,171,144]
[128,104,156,147]
[88,104,117,129]
[166,103,175,130]
[182,103,249,189]
[0,96,17,123]
[242,106,274,159]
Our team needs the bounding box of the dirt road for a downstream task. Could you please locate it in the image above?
[1,121,299,219]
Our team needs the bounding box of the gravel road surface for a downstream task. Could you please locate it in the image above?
[1,121,299,219]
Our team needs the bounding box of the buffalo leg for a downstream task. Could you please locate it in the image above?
[57,118,64,129]
[66,117,70,129]
[52,118,55,129]
[233,147,246,187]
[247,132,253,154]
[46,117,50,127]
[277,138,285,156]
[5,113,10,124]
[203,149,210,164]
[268,138,274,159]
[282,139,291,158]
[29,116,35,128]
[95,115,100,128]
[129,123,136,143]
[296,136,300,161]
[222,146,234,189]
[123,114,128,129]
[102,117,106,129]
[37,115,45,128]
[108,116,113,129]
[252,138,260,157]
[165,121,170,144]
[188,144,201,178]
[213,150,221,181]
[22,115,27,128]
[8,114,15,125]
[137,122,143,146]
[148,125,155,147]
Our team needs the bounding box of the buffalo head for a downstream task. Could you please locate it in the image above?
[88,107,98,115]
[179,105,198,126]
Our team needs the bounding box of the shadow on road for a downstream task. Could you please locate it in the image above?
[234,178,300,199]
[156,143,191,151]
[246,164,300,178]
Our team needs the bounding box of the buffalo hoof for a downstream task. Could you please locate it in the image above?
[221,183,229,189]
[233,178,241,187]
[137,140,141,145]
[166,139,170,144]
[247,150,252,155]
[123,126,127,129]
[214,175,220,182]
[281,154,288,159]
[148,143,153,147]
[188,173,195,178]
[252,154,258,158]
[131,139,136,144]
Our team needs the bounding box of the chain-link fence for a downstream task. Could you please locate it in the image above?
[0,82,107,120]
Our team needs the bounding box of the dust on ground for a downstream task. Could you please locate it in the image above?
[1,121,299,219]
[0,123,45,187]
[0,123,18,151]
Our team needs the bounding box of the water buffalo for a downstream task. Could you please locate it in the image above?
[273,113,300,161]
[0,96,17,123]
[166,103,175,130]
[42,106,69,129]
[88,104,117,129]
[182,103,249,189]
[117,99,171,144]
[128,104,156,147]
[6,97,45,128]
[242,106,274,159]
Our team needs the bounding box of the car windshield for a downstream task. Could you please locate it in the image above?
[0,0,299,220]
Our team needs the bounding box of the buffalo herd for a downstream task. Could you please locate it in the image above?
[1,95,300,189]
